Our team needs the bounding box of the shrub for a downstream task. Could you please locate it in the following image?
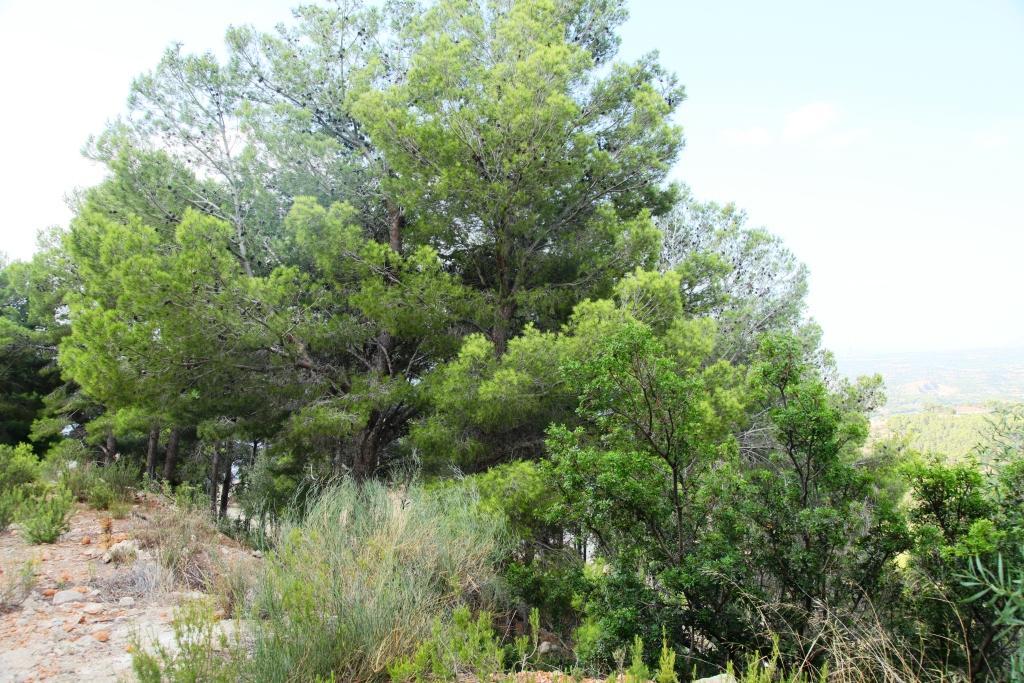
[0,443,40,491]
[87,479,115,510]
[100,458,140,500]
[388,606,505,682]
[62,463,101,502]
[132,599,241,683]
[245,480,507,682]
[135,499,223,591]
[0,488,26,533]
[17,486,74,544]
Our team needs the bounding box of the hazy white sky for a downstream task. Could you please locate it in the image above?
[1,0,1022,354]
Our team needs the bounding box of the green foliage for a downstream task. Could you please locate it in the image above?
[17,486,73,544]
[86,478,115,510]
[388,607,505,682]
[0,443,40,492]
[962,547,1024,677]
[0,487,26,533]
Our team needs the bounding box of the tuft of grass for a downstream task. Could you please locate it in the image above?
[245,479,507,682]
[0,557,38,612]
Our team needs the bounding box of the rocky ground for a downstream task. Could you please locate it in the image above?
[0,500,250,682]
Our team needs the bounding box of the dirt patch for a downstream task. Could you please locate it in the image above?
[0,499,257,682]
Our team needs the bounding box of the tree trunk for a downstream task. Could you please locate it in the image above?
[210,444,222,516]
[387,201,404,253]
[219,458,232,519]
[102,430,117,466]
[145,425,160,480]
[353,415,382,483]
[162,428,181,484]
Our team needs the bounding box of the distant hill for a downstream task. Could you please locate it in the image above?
[836,346,1024,415]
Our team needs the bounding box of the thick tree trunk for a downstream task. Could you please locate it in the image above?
[162,428,181,484]
[353,415,382,483]
[219,458,232,519]
[210,444,222,516]
[145,425,160,480]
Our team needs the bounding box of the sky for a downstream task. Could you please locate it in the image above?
[0,0,1022,354]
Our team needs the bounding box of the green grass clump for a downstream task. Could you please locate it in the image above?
[246,480,507,682]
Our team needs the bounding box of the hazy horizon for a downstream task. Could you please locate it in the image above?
[1,0,1021,355]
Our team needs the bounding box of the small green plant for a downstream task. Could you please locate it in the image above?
[655,630,678,683]
[625,635,650,683]
[62,464,100,502]
[132,599,240,682]
[17,486,74,544]
[0,488,26,533]
[388,606,505,682]
[0,557,38,610]
[87,479,115,510]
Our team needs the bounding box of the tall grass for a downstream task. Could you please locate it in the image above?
[245,479,507,682]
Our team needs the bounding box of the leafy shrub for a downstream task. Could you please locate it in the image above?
[962,547,1024,678]
[0,443,40,491]
[245,480,507,682]
[17,486,73,544]
[87,479,115,510]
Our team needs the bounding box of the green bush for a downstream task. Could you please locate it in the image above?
[0,487,26,533]
[245,480,507,682]
[62,463,101,503]
[17,486,74,544]
[388,606,505,682]
[86,479,115,510]
[100,458,139,500]
[0,443,40,491]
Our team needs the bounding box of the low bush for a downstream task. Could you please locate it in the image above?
[62,463,101,503]
[100,458,139,500]
[0,488,25,533]
[87,479,115,510]
[17,486,73,544]
[0,443,40,492]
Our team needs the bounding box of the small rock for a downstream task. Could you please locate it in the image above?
[695,676,738,683]
[92,629,110,643]
[118,596,136,607]
[53,589,83,605]
[74,585,89,594]
[82,602,103,615]
[42,588,56,597]
[252,550,263,558]
[81,536,91,545]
